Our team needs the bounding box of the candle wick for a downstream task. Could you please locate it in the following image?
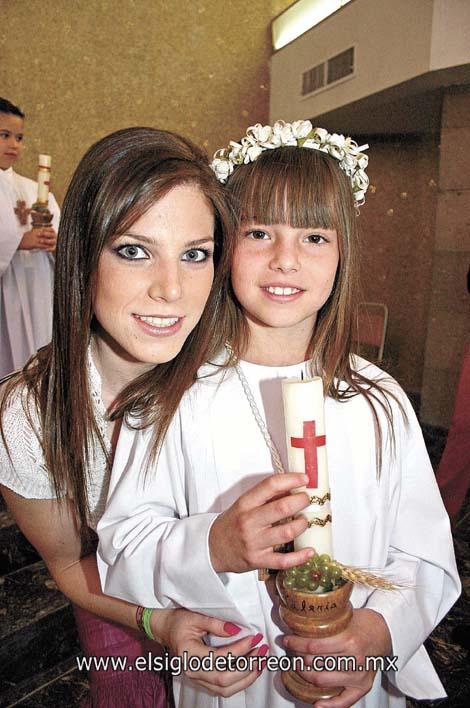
[301,371,304,380]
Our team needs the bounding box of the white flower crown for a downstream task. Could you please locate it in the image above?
[211,120,369,208]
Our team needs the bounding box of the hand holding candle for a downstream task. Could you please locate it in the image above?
[282,376,333,557]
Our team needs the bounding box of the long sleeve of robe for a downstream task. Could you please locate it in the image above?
[0,168,60,376]
[97,356,460,708]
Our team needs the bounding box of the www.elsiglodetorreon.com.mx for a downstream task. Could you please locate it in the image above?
[76,650,399,675]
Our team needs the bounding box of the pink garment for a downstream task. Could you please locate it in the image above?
[436,346,470,521]
[73,605,170,707]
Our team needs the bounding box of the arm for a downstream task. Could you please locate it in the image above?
[0,485,263,697]
[98,418,313,616]
[363,399,460,697]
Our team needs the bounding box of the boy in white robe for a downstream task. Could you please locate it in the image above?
[0,97,60,377]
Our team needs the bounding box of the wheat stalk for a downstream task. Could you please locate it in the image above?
[331,561,403,590]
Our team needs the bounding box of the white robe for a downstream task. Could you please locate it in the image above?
[0,168,60,377]
[97,355,460,708]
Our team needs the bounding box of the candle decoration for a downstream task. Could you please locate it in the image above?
[282,376,333,557]
[31,154,53,229]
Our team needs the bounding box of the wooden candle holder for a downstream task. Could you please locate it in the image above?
[30,202,53,229]
[277,574,353,703]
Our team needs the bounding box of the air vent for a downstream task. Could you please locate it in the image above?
[301,62,325,96]
[301,45,355,98]
[327,47,354,84]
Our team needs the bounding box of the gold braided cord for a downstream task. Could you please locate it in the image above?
[309,493,330,505]
[307,514,332,528]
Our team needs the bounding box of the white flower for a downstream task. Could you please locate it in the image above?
[211,158,232,183]
[211,121,370,208]
[292,120,312,139]
[327,133,346,159]
[302,138,321,150]
[248,124,272,144]
[311,127,329,143]
[358,154,368,170]
[228,141,244,163]
[246,144,263,162]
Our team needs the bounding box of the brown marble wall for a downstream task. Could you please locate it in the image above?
[421,88,470,427]
[0,0,291,202]
[357,136,440,395]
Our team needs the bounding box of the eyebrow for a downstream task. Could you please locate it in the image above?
[118,233,215,247]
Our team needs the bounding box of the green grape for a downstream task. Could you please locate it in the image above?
[284,577,295,588]
[318,554,331,564]
[296,575,308,589]
[330,565,342,581]
[306,579,320,591]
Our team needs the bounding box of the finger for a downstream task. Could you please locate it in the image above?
[238,473,308,512]
[260,546,315,570]
[184,632,263,662]
[193,668,260,697]
[316,686,366,708]
[284,633,349,655]
[253,491,310,528]
[184,645,266,692]
[257,514,308,548]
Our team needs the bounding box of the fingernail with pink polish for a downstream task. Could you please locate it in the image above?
[257,643,269,657]
[250,632,263,647]
[224,622,241,635]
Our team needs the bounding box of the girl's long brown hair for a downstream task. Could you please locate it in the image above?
[1,127,235,530]
[220,146,405,470]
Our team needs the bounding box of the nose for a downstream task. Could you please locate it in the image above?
[147,261,182,303]
[6,136,17,150]
[269,240,300,273]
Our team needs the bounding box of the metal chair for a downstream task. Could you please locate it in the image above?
[355,302,388,361]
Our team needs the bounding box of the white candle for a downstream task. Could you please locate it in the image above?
[36,154,51,204]
[282,376,333,557]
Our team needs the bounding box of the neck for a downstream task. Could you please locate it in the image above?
[241,318,313,366]
[91,330,154,410]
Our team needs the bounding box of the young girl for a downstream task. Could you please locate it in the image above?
[0,126,266,705]
[98,122,460,708]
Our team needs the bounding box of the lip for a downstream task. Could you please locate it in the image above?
[133,314,184,337]
[261,284,305,303]
[3,152,17,157]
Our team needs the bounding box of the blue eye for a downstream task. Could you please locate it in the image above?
[181,248,211,263]
[116,244,148,260]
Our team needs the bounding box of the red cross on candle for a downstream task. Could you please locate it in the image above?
[290,420,326,488]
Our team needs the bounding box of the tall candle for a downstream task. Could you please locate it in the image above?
[36,154,51,204]
[282,376,333,556]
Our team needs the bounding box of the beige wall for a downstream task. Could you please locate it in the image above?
[1,0,291,202]
[420,87,470,427]
[270,0,436,123]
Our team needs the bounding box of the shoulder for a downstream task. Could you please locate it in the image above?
[0,379,54,498]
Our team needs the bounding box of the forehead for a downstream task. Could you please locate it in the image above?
[0,112,24,134]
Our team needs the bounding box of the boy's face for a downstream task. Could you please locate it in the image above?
[0,112,25,170]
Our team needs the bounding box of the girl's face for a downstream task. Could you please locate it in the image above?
[0,113,24,170]
[93,183,215,371]
[231,221,339,344]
